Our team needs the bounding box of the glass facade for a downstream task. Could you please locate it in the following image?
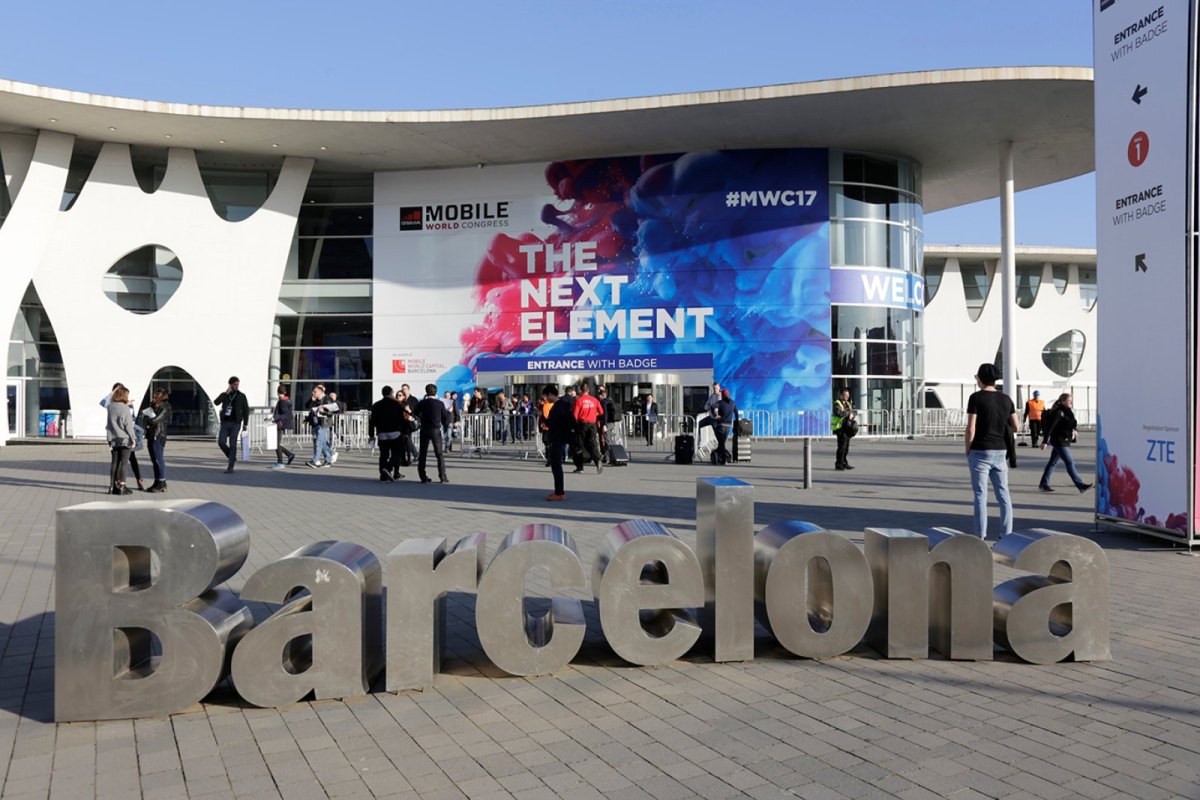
[829,151,924,420]
[276,172,374,410]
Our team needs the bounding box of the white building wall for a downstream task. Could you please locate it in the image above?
[923,249,1097,417]
[1,131,312,440]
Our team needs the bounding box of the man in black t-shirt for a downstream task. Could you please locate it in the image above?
[964,363,1019,540]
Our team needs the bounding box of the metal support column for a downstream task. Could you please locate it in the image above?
[999,141,1017,399]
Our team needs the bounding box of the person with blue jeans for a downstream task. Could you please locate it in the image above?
[141,389,171,492]
[1038,393,1092,493]
[305,383,335,468]
[964,363,1019,540]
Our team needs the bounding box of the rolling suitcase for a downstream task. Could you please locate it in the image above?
[606,443,629,466]
[674,434,694,465]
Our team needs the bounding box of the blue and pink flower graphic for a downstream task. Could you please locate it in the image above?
[439,149,832,414]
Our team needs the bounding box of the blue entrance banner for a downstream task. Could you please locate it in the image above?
[476,352,714,374]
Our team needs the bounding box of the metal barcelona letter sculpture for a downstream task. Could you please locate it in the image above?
[593,519,704,666]
[865,527,993,660]
[475,524,587,676]
[55,500,253,722]
[387,533,486,691]
[753,520,874,659]
[991,528,1111,664]
[230,541,383,707]
[696,477,755,661]
[53,486,1112,721]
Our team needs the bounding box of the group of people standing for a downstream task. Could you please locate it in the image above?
[103,382,170,494]
[367,383,453,484]
[539,380,628,501]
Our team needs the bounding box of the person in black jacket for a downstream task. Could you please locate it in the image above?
[415,384,452,483]
[397,384,420,466]
[369,386,407,482]
[544,385,576,501]
[712,390,736,466]
[1038,393,1092,493]
[141,389,172,492]
[270,386,295,470]
[213,376,250,473]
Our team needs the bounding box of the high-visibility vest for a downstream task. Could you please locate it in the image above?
[1025,398,1045,420]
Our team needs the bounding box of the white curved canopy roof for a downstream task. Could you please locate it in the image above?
[0,66,1093,212]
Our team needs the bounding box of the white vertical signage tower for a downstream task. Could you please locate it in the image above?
[1094,0,1199,544]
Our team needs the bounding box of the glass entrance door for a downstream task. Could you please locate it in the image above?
[6,380,24,438]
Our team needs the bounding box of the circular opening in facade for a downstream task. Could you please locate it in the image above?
[103,245,182,314]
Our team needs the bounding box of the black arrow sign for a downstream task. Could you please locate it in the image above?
[1132,84,1149,104]
[1135,253,1148,272]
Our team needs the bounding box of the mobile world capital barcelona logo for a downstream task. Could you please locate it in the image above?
[400,201,511,232]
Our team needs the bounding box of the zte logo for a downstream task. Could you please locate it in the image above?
[1099,0,1115,11]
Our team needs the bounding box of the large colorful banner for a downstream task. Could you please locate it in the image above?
[1093,0,1195,540]
[373,149,832,415]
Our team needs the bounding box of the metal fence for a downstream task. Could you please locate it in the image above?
[246,409,374,455]
[234,403,1097,458]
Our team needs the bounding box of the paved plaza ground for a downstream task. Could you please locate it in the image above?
[0,435,1197,799]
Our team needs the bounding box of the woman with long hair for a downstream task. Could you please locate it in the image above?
[1038,393,1093,493]
[141,388,172,492]
[106,386,137,495]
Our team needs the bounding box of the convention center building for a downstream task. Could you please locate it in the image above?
[0,67,1094,440]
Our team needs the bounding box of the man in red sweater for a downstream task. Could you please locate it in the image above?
[572,380,605,474]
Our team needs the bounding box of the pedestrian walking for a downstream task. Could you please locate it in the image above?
[964,363,1019,540]
[141,389,171,492]
[270,386,295,470]
[1038,393,1093,494]
[573,381,604,473]
[369,385,406,481]
[213,376,249,473]
[543,385,575,501]
[305,384,335,468]
[416,383,452,483]
[1023,390,1045,447]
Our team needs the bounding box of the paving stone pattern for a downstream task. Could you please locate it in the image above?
[0,436,1197,799]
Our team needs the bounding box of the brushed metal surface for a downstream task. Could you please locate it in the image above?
[864,527,992,660]
[386,533,486,691]
[992,528,1110,663]
[231,540,382,706]
[592,519,703,666]
[55,500,253,721]
[476,525,586,676]
[696,477,755,662]
[753,520,872,659]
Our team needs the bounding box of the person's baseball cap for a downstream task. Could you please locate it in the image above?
[1033,390,1040,396]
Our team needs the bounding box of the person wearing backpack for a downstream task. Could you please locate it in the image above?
[1038,393,1093,493]
[832,387,856,470]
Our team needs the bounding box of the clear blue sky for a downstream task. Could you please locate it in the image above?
[0,1,1096,247]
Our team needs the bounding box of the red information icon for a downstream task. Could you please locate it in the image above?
[1128,131,1149,167]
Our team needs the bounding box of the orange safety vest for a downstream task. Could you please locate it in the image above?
[1025,398,1045,421]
